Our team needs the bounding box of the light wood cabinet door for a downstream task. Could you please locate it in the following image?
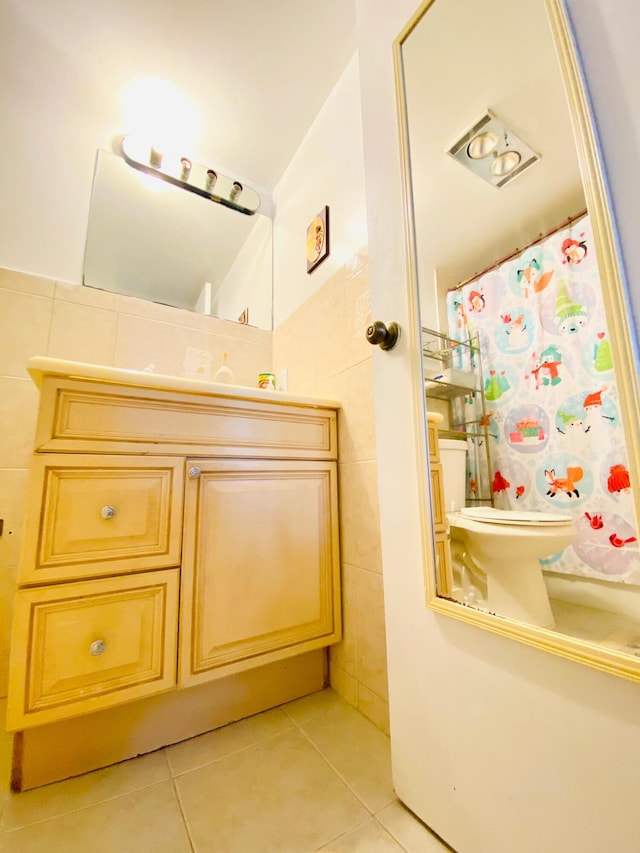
[435,534,453,598]
[19,455,183,584]
[430,463,446,531]
[180,459,341,687]
[7,569,179,730]
[427,423,439,460]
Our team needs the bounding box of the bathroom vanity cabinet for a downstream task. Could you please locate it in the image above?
[427,414,453,596]
[6,358,341,788]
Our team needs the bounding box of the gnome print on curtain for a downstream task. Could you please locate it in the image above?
[446,214,639,583]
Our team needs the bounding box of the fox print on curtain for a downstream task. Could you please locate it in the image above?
[446,214,640,583]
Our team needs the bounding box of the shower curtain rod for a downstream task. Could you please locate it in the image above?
[452,207,588,291]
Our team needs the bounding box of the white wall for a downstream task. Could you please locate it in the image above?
[273,54,368,327]
[0,1,273,286]
[213,216,273,330]
[356,0,640,851]
[564,0,640,341]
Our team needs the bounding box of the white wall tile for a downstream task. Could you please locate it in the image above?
[0,378,39,468]
[0,269,55,298]
[48,300,117,365]
[55,281,120,311]
[0,290,52,378]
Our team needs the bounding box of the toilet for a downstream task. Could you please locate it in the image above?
[439,439,576,628]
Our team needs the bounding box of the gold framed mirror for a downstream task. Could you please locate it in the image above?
[395,0,640,679]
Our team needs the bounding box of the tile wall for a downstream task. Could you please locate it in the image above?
[273,248,390,733]
[0,267,272,696]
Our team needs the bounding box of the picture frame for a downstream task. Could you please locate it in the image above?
[306,205,330,273]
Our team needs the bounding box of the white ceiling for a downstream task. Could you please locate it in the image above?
[4,0,358,195]
[402,0,586,288]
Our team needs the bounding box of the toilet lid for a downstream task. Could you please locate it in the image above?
[460,506,572,525]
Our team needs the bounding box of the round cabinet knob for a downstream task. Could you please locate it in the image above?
[188,466,201,479]
[366,320,400,351]
[89,639,106,656]
[100,505,115,519]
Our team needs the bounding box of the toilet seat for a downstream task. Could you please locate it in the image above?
[460,506,572,526]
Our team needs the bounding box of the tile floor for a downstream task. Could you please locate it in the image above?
[0,689,451,852]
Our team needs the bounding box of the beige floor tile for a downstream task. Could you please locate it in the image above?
[166,706,294,776]
[176,728,368,853]
[281,687,349,724]
[376,801,453,852]
[1,749,170,831]
[299,702,395,813]
[318,816,404,851]
[0,779,190,853]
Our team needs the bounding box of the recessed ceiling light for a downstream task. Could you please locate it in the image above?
[447,110,540,188]
[490,150,522,177]
[467,131,499,160]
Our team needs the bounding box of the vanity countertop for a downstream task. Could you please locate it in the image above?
[27,357,341,410]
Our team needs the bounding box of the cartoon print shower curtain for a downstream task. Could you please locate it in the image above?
[446,214,640,583]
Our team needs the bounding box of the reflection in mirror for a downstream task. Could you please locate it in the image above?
[398,0,640,676]
[83,151,273,329]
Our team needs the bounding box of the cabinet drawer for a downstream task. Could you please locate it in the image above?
[19,455,183,584]
[7,569,179,729]
[35,377,337,459]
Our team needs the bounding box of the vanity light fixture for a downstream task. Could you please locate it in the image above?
[149,146,163,168]
[205,169,218,192]
[179,157,192,181]
[120,135,261,214]
[447,110,539,188]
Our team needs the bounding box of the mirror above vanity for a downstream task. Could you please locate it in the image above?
[83,148,273,329]
[396,0,640,679]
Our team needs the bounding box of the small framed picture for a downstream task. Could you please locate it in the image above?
[306,205,330,273]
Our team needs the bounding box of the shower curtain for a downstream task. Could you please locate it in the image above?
[446,214,640,584]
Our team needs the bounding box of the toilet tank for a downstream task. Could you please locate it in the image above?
[438,438,467,512]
